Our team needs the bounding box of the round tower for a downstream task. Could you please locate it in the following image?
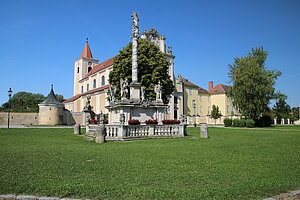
[38,85,64,125]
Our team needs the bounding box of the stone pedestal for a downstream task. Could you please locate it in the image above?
[130,82,141,101]
[200,125,208,138]
[95,124,106,143]
[74,124,81,135]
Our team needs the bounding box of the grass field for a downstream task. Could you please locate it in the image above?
[0,127,299,200]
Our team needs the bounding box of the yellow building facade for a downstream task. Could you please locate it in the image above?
[175,76,239,124]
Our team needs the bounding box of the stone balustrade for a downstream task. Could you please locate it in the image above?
[86,124,186,140]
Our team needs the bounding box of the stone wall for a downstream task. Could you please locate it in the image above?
[0,112,39,125]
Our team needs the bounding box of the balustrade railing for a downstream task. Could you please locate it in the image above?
[86,124,185,140]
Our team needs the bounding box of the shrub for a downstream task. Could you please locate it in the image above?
[162,119,180,124]
[145,119,158,125]
[128,119,140,125]
[233,119,240,127]
[223,118,232,127]
[239,119,246,127]
[255,115,272,127]
[246,119,255,128]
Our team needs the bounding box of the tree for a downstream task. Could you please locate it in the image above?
[109,39,174,103]
[0,92,65,112]
[291,107,300,121]
[273,97,291,120]
[228,47,282,121]
[211,105,222,124]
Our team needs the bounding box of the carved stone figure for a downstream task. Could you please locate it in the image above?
[120,79,129,100]
[141,87,146,102]
[154,81,162,101]
[119,113,125,125]
[131,12,139,38]
[83,96,92,111]
[109,85,116,103]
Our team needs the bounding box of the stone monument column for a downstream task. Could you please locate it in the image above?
[130,12,141,101]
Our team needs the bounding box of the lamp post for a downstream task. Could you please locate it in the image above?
[193,100,196,127]
[7,88,13,129]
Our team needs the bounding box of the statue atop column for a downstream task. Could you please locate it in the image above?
[129,12,141,101]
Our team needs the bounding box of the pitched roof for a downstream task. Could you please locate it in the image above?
[40,87,63,105]
[178,76,209,94]
[209,84,230,94]
[64,85,110,103]
[198,87,209,94]
[80,57,114,81]
[80,42,93,58]
[181,78,199,88]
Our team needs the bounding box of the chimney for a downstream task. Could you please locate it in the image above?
[208,81,213,90]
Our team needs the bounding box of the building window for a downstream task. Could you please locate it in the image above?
[77,67,79,73]
[87,84,89,91]
[200,106,203,113]
[208,96,211,102]
[199,95,202,102]
[93,79,96,89]
[227,105,230,113]
[189,89,193,95]
[174,110,178,119]
[81,86,83,93]
[208,107,211,114]
[101,76,105,86]
[88,62,92,73]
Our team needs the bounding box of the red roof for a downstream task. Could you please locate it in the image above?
[80,57,114,81]
[209,84,230,94]
[63,85,110,103]
[80,42,93,58]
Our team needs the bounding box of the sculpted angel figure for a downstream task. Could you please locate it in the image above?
[120,78,129,100]
[154,81,162,101]
[109,85,116,103]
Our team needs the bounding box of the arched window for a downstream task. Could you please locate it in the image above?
[101,76,105,86]
[81,86,83,93]
[87,84,89,91]
[88,62,92,73]
[93,79,96,89]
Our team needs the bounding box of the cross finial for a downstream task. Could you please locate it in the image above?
[51,84,53,90]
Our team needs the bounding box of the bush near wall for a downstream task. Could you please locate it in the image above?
[224,118,233,127]
[229,119,255,128]
[246,119,255,128]
[233,119,240,127]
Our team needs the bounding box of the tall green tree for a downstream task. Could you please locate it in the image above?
[273,97,291,120]
[228,47,282,120]
[109,39,174,103]
[211,105,222,124]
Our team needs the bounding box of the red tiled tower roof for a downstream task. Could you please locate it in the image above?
[80,41,93,58]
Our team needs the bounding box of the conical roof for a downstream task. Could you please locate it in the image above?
[80,40,93,58]
[39,86,64,106]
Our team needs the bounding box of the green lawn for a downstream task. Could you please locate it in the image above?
[0,127,299,200]
[265,125,300,130]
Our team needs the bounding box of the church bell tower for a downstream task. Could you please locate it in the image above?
[73,38,98,96]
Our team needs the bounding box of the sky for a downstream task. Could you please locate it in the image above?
[0,0,299,107]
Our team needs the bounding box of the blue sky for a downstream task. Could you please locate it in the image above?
[0,0,299,107]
